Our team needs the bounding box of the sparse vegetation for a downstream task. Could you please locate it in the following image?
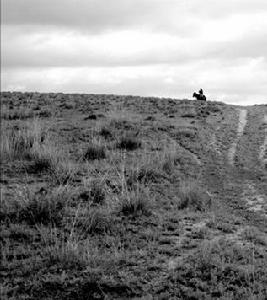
[242,226,267,246]
[166,238,267,298]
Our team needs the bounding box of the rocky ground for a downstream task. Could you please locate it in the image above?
[1,92,267,299]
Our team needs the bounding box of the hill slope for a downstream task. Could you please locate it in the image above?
[1,92,267,299]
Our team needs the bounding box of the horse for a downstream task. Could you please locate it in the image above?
[193,92,206,101]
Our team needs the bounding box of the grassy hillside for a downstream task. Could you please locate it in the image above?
[1,92,267,299]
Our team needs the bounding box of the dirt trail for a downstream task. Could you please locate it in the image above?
[259,114,267,167]
[228,109,248,165]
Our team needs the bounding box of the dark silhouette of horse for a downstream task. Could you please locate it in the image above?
[193,92,206,101]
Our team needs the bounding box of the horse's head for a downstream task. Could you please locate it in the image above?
[192,92,196,98]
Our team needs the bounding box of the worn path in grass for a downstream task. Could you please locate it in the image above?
[259,114,267,167]
[216,105,267,224]
[228,108,248,165]
[158,103,267,276]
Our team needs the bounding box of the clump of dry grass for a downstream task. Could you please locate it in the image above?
[1,185,71,226]
[177,180,209,211]
[117,185,152,217]
[1,119,78,183]
[99,127,113,139]
[79,179,106,205]
[83,143,106,160]
[116,135,141,151]
[124,149,180,188]
[1,119,46,161]
[126,164,165,187]
[75,206,112,235]
[49,158,78,185]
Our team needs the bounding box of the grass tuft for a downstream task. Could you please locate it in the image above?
[99,127,113,139]
[126,165,165,187]
[1,120,45,161]
[79,180,106,205]
[83,143,106,160]
[118,186,152,217]
[2,185,71,226]
[116,136,141,151]
[75,207,112,235]
[177,180,209,211]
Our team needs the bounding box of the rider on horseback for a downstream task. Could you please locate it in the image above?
[192,88,206,101]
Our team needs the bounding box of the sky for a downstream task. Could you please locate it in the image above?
[1,0,267,105]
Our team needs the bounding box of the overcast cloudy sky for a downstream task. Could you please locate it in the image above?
[1,0,267,105]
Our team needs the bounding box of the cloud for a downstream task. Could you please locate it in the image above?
[3,0,266,37]
[3,20,267,70]
[1,28,193,68]
[1,0,195,35]
[1,0,267,105]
